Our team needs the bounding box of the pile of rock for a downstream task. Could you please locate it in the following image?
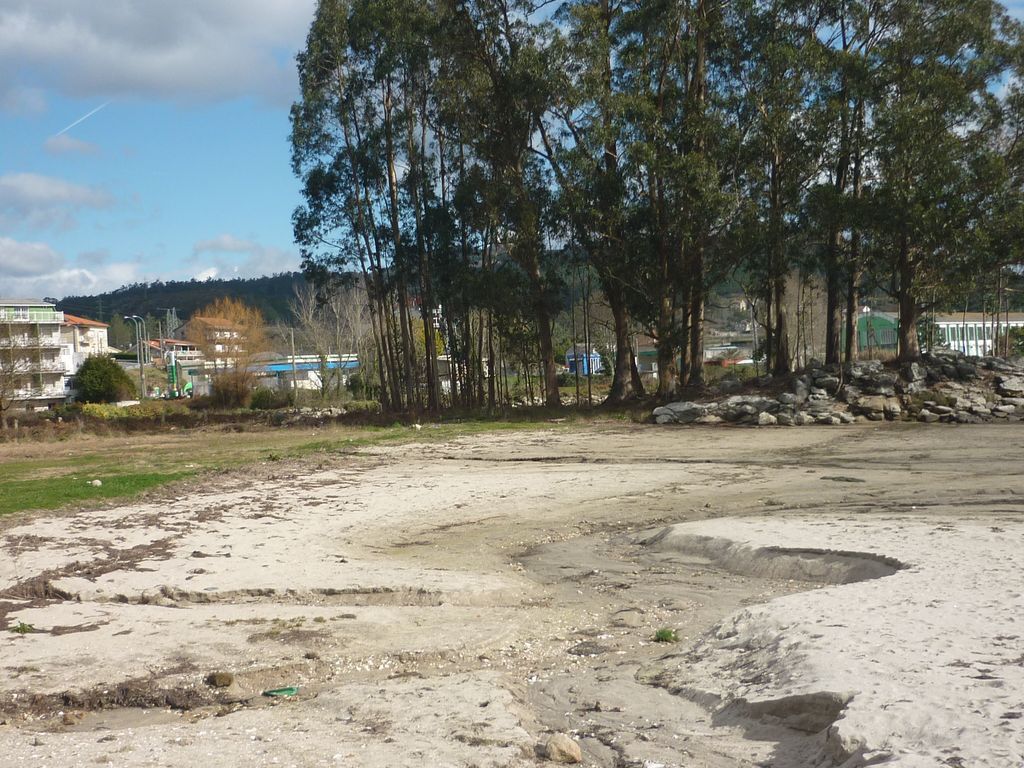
[654,351,1023,427]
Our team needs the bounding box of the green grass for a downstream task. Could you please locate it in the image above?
[0,418,572,518]
[0,471,195,516]
[652,628,679,643]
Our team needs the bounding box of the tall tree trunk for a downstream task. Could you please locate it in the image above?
[897,233,921,361]
[406,85,439,412]
[654,172,677,397]
[512,171,560,408]
[844,101,864,364]
[769,153,791,375]
[687,243,705,385]
[685,0,708,387]
[605,280,634,403]
[383,82,417,411]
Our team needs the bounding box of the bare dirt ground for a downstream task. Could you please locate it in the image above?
[0,422,1021,767]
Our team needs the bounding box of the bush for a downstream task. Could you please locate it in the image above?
[344,399,382,414]
[75,355,137,403]
[211,373,251,409]
[347,372,366,400]
[80,401,189,421]
[250,387,292,410]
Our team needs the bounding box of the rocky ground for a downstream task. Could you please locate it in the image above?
[0,422,1022,767]
[654,351,1024,426]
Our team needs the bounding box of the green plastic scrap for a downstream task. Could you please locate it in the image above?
[262,686,299,697]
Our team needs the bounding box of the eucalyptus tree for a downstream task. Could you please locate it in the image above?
[439,0,566,407]
[813,0,879,364]
[725,0,832,375]
[292,0,401,409]
[865,0,1015,361]
[609,0,740,396]
[293,0,452,411]
[535,0,646,402]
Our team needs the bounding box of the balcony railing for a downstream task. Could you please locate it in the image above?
[0,309,64,323]
[11,385,67,400]
[32,360,66,373]
[0,339,63,350]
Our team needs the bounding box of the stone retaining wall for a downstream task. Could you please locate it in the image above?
[653,351,1024,426]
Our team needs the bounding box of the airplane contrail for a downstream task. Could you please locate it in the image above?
[53,101,110,137]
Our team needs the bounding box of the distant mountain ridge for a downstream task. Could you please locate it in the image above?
[55,273,307,326]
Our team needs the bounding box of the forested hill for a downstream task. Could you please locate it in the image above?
[56,273,307,326]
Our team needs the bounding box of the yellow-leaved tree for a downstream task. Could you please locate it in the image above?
[186,297,270,406]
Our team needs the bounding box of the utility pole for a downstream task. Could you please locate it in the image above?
[289,327,299,396]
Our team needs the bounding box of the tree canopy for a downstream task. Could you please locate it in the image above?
[290,0,1024,410]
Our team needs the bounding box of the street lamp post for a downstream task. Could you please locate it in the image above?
[125,315,147,397]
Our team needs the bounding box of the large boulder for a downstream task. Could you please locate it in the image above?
[847,360,883,380]
[859,371,898,396]
[815,375,841,394]
[996,376,1024,398]
[719,395,778,422]
[652,401,709,424]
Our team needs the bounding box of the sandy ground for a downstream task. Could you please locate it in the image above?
[0,422,1021,767]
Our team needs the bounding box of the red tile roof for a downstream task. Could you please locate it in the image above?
[63,313,109,328]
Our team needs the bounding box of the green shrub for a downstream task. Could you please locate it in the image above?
[344,399,381,414]
[80,401,189,421]
[652,628,679,643]
[251,387,292,410]
[346,373,366,400]
[75,355,137,403]
[211,373,251,408]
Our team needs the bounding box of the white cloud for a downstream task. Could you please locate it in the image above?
[193,233,299,277]
[0,236,140,298]
[0,236,63,277]
[0,1,316,105]
[0,172,112,230]
[43,133,99,155]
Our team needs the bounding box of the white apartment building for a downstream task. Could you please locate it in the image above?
[933,312,1024,357]
[0,298,67,408]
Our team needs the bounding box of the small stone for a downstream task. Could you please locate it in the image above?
[89,479,102,487]
[205,671,234,688]
[611,609,644,628]
[545,733,582,764]
[918,409,940,423]
[757,412,777,426]
[903,362,927,381]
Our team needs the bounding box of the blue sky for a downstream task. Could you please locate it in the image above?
[2,1,1024,302]
[0,1,316,300]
